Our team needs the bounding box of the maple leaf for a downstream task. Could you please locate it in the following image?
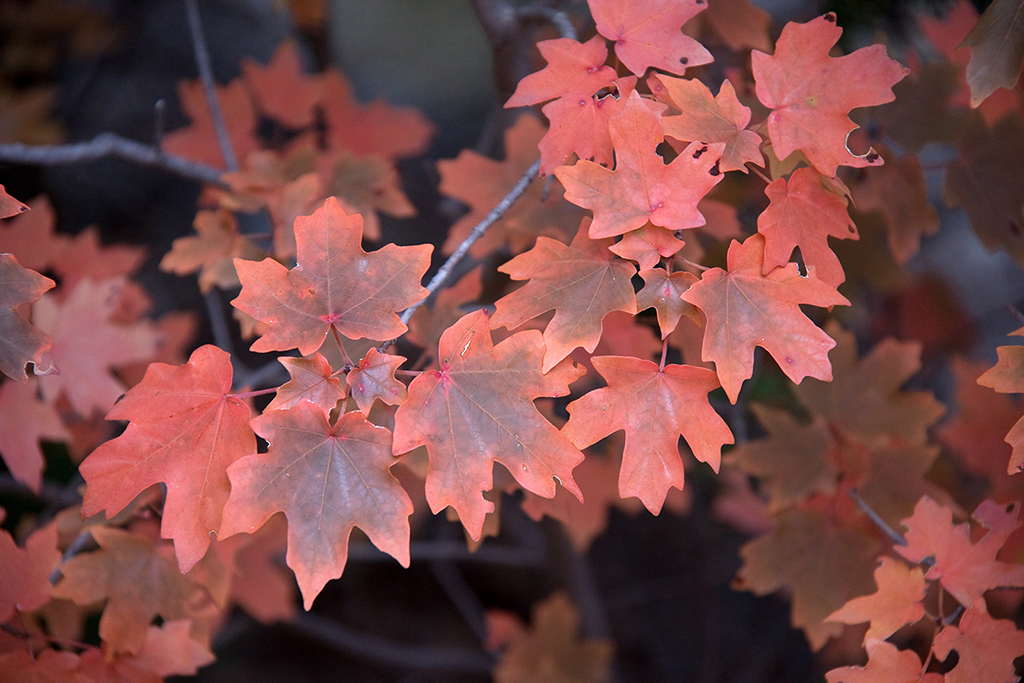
[0,254,54,380]
[80,621,215,681]
[161,77,258,170]
[751,13,908,176]
[0,523,59,622]
[220,404,413,609]
[681,233,849,403]
[490,220,638,373]
[0,379,68,492]
[505,36,618,107]
[160,209,263,293]
[538,76,639,175]
[735,501,882,650]
[555,91,725,239]
[826,556,927,641]
[323,151,416,241]
[265,352,346,413]
[726,406,837,512]
[0,649,81,683]
[652,75,763,173]
[346,348,408,414]
[0,195,66,272]
[231,197,431,355]
[51,527,206,656]
[635,267,699,339]
[825,638,942,683]
[224,514,296,623]
[590,0,712,77]
[240,40,322,129]
[491,592,613,683]
[0,183,28,218]
[757,166,857,288]
[322,68,435,159]
[691,0,772,52]
[79,345,255,572]
[607,223,685,270]
[50,226,146,292]
[562,355,733,513]
[961,0,1024,107]
[406,266,482,357]
[392,310,586,540]
[932,604,1024,683]
[793,322,945,445]
[853,153,939,263]
[33,277,157,415]
[945,113,1024,266]
[978,326,1024,473]
[439,115,583,256]
[896,497,1024,607]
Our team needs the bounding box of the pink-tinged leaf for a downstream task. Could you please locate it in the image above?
[231,197,431,355]
[635,267,699,339]
[0,523,59,622]
[490,220,638,372]
[266,352,346,413]
[681,233,849,402]
[506,36,618,107]
[751,13,908,176]
[0,379,68,492]
[347,348,408,414]
[80,345,255,572]
[0,254,54,381]
[392,310,585,540]
[590,0,712,77]
[221,404,413,609]
[562,356,733,513]
[826,556,927,641]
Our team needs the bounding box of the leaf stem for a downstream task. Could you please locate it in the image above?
[847,488,908,547]
[229,386,280,399]
[659,337,669,372]
[674,255,709,272]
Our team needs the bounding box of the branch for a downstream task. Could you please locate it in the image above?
[516,6,577,40]
[183,0,239,171]
[383,157,541,350]
[847,488,908,547]
[0,134,226,186]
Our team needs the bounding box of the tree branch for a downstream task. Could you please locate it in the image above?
[847,488,908,547]
[0,134,226,186]
[183,0,239,172]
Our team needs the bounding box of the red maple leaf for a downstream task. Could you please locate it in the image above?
[757,166,857,287]
[0,254,54,381]
[265,352,346,414]
[490,220,638,372]
[555,91,725,239]
[79,345,256,572]
[652,75,763,173]
[681,233,849,402]
[220,404,413,609]
[590,0,712,77]
[977,326,1024,474]
[346,348,408,415]
[505,36,618,107]
[0,184,28,218]
[392,310,585,540]
[240,40,322,129]
[825,639,941,683]
[751,13,907,176]
[161,78,258,170]
[826,556,928,641]
[635,267,699,339]
[896,496,1024,608]
[562,356,733,513]
[0,522,59,623]
[0,195,66,272]
[932,605,1024,683]
[0,379,67,492]
[232,197,431,355]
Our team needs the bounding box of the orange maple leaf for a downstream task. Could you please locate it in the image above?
[232,197,431,355]
[505,35,617,107]
[161,77,258,170]
[265,352,346,414]
[590,0,712,77]
[240,40,322,129]
[757,166,857,287]
[490,220,638,372]
[562,355,733,513]
[392,310,585,540]
[555,91,725,239]
[751,13,907,176]
[0,522,59,623]
[825,638,941,683]
[932,605,1024,683]
[681,233,849,403]
[346,348,408,415]
[79,345,255,572]
[896,496,1024,608]
[220,404,413,609]
[978,325,1024,473]
[826,556,927,641]
[0,379,68,492]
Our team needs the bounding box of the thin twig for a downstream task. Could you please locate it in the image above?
[516,6,578,40]
[288,612,495,672]
[847,488,908,547]
[382,157,542,352]
[0,134,226,186]
[184,0,239,171]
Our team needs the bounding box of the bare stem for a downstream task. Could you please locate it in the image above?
[380,157,542,352]
[0,134,226,186]
[229,386,280,400]
[183,0,239,171]
[847,488,908,547]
